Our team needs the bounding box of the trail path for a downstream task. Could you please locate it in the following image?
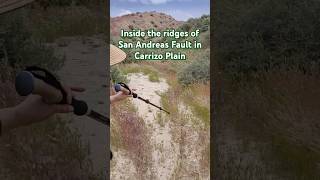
[127,73,178,180]
[111,73,179,180]
[111,72,210,180]
[52,36,108,176]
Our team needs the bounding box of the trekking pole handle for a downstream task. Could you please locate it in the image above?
[15,71,88,116]
[114,83,131,95]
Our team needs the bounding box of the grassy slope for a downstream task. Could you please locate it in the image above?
[111,61,210,179]
[110,14,210,179]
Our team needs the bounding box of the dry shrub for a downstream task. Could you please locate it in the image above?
[232,70,320,151]
[111,102,153,179]
[219,69,320,179]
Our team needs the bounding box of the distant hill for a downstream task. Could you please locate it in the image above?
[111,11,183,38]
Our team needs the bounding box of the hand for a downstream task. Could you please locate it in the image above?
[61,84,86,104]
[110,91,131,104]
[1,85,85,133]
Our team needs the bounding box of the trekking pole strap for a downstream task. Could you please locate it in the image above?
[15,66,89,116]
[25,66,67,104]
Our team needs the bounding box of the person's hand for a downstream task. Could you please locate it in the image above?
[61,84,86,104]
[110,84,136,104]
[1,85,85,133]
[110,88,136,104]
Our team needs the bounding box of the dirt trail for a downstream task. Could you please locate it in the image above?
[128,73,179,180]
[111,72,210,179]
[111,73,179,179]
[52,36,108,176]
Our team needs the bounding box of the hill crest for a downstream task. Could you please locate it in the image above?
[111,11,183,37]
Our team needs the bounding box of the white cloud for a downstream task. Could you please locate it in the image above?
[120,0,172,5]
[141,0,172,4]
[118,9,133,16]
[148,0,171,4]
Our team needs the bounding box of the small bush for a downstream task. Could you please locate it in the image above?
[29,6,107,42]
[0,10,64,71]
[111,66,127,83]
[178,56,210,85]
[179,15,210,32]
[214,0,320,76]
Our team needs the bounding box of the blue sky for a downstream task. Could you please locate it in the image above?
[110,0,210,21]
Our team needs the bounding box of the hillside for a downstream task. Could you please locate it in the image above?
[110,14,210,179]
[111,11,183,37]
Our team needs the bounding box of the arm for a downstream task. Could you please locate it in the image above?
[0,85,84,135]
[0,95,73,134]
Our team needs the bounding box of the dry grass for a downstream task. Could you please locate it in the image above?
[119,63,160,82]
[155,62,210,179]
[215,69,320,179]
[111,100,153,179]
[0,64,102,179]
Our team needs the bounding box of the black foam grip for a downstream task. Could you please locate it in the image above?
[15,71,34,96]
[71,98,88,116]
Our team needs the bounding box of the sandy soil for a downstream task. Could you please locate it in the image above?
[128,73,179,180]
[52,36,108,177]
[111,72,210,180]
[111,150,137,179]
[177,103,210,180]
[116,73,178,180]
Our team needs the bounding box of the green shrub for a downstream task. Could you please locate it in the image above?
[29,6,107,42]
[17,40,65,71]
[111,66,127,83]
[178,55,210,85]
[179,15,210,32]
[0,10,64,71]
[214,0,320,76]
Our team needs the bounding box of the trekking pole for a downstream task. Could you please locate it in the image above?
[15,66,110,126]
[114,82,170,114]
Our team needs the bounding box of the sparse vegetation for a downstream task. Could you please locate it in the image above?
[0,2,106,178]
[0,62,101,179]
[110,14,210,179]
[214,0,320,179]
[0,12,64,70]
[120,64,160,82]
[111,99,153,179]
